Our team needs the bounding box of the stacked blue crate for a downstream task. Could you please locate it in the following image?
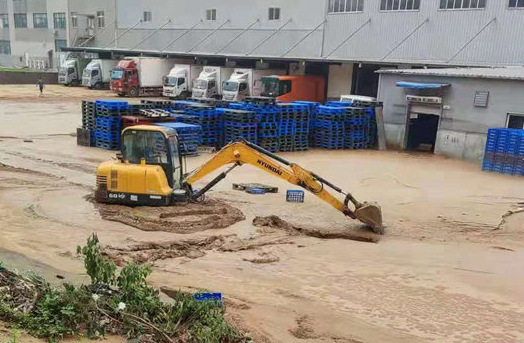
[313,106,345,149]
[344,107,367,149]
[292,103,310,151]
[154,122,202,156]
[483,128,524,176]
[183,104,222,148]
[277,104,296,152]
[94,100,128,150]
[171,100,201,111]
[221,108,258,144]
[255,105,281,153]
[293,101,319,147]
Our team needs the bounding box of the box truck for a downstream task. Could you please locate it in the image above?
[82,59,119,89]
[191,66,234,99]
[110,57,175,97]
[162,64,203,99]
[222,68,286,102]
[260,75,326,103]
[58,55,92,86]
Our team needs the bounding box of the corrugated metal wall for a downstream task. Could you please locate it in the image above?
[109,0,524,66]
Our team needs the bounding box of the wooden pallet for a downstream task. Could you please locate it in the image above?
[232,183,278,193]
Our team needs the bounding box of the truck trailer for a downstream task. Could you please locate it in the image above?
[162,64,203,99]
[260,75,326,103]
[82,59,118,89]
[110,57,175,97]
[222,68,286,102]
[58,55,92,86]
[191,66,234,99]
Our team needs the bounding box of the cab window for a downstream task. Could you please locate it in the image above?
[239,82,247,92]
[177,78,185,86]
[208,80,216,89]
[123,130,168,165]
[280,80,292,95]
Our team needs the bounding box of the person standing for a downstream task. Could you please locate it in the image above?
[37,78,44,97]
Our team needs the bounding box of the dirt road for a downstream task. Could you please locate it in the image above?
[0,85,523,342]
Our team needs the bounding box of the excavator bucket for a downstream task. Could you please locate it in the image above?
[354,202,384,235]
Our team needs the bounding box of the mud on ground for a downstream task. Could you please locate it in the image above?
[95,198,245,234]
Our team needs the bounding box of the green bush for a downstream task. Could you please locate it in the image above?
[0,234,248,343]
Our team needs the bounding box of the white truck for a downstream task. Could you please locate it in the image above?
[191,66,234,99]
[82,59,119,89]
[162,64,203,99]
[58,54,92,86]
[222,68,286,102]
[110,57,175,97]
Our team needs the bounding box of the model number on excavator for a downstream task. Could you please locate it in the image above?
[256,159,282,176]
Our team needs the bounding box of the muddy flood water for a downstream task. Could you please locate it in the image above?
[0,85,523,343]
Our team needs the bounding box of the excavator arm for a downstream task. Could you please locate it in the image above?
[183,140,384,234]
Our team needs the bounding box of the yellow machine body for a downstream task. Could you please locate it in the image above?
[95,125,181,206]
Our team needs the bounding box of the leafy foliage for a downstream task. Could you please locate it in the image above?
[0,234,248,343]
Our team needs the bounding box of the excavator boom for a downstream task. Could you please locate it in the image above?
[184,140,384,234]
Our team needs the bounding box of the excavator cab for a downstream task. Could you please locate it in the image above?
[95,125,184,206]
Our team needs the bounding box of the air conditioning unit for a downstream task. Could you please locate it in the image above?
[406,95,442,104]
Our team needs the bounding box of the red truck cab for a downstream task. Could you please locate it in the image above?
[110,60,139,97]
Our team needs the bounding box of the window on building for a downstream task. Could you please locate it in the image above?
[440,0,486,9]
[380,0,420,11]
[55,39,67,51]
[269,7,281,20]
[97,11,105,27]
[0,14,8,28]
[53,13,66,29]
[206,9,216,21]
[507,114,524,129]
[329,0,364,13]
[143,11,152,22]
[0,40,10,54]
[71,12,78,28]
[509,0,524,8]
[33,13,48,28]
[14,13,27,28]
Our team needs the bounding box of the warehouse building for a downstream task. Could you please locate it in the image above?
[4,0,524,98]
[377,67,524,163]
[0,0,114,68]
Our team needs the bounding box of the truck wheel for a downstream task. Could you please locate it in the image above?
[117,93,125,97]
[129,87,138,97]
[71,79,79,87]
[94,82,102,90]
[181,92,189,100]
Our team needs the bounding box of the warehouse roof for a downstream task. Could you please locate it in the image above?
[377,67,524,81]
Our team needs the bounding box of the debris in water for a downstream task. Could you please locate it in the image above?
[252,215,380,243]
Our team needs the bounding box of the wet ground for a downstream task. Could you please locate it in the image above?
[0,85,524,342]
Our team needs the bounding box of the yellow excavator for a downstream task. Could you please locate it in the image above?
[95,125,384,234]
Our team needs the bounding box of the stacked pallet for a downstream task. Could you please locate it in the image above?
[140,100,173,110]
[344,107,367,149]
[182,104,222,148]
[80,100,97,146]
[155,122,202,156]
[483,128,524,176]
[229,102,281,152]
[293,101,319,147]
[128,103,153,115]
[94,100,128,150]
[220,108,258,145]
[292,103,310,151]
[324,101,379,150]
[313,106,346,149]
[277,104,296,152]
